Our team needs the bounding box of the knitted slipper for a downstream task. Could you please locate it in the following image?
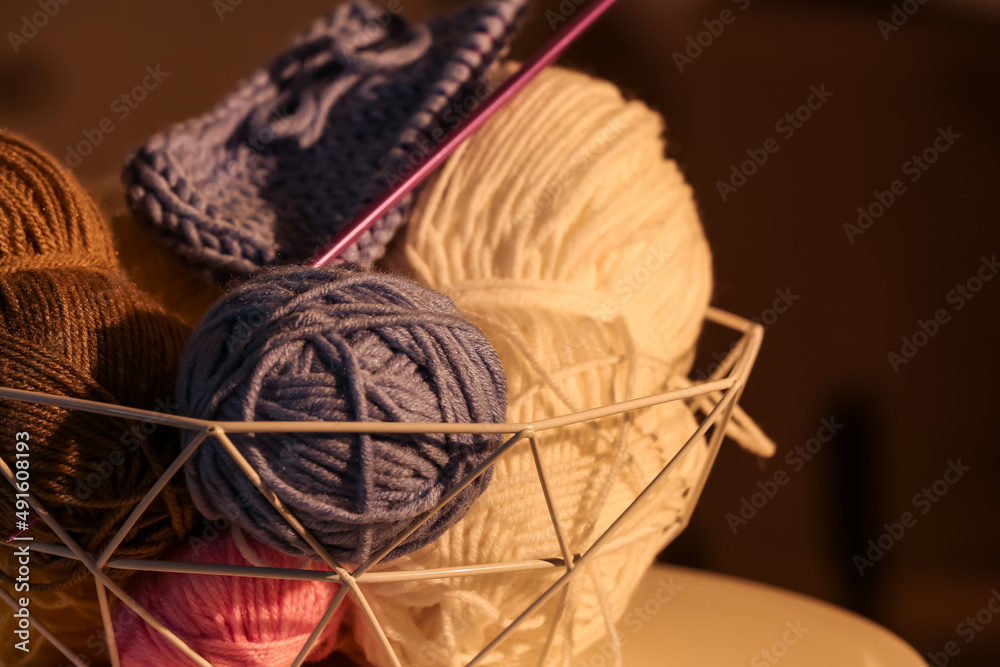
[123,0,526,285]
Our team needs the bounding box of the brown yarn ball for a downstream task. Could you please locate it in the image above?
[0,269,194,585]
[0,131,118,271]
[0,130,194,665]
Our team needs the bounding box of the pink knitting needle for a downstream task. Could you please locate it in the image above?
[309,0,619,268]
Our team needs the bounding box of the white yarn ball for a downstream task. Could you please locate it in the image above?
[359,64,714,666]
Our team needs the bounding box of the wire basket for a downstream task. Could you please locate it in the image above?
[0,306,766,667]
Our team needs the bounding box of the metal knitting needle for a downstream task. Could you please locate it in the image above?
[309,0,619,268]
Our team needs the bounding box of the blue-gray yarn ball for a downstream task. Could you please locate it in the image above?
[178,264,507,565]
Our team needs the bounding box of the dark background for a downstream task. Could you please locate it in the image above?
[0,0,997,663]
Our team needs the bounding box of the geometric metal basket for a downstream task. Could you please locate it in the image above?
[0,306,766,667]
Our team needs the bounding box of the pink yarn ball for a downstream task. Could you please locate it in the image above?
[116,528,347,667]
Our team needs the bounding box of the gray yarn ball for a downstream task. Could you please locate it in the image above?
[179,264,507,565]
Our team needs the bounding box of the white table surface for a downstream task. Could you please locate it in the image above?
[577,564,924,666]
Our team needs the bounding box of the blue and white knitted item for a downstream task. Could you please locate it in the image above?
[123,0,526,284]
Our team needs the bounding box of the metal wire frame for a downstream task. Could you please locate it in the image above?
[0,306,763,667]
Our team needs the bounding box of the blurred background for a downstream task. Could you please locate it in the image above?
[0,0,997,663]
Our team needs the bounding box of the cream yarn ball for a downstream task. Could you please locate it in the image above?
[357,63,753,666]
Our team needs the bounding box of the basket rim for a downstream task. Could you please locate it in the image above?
[0,306,764,667]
